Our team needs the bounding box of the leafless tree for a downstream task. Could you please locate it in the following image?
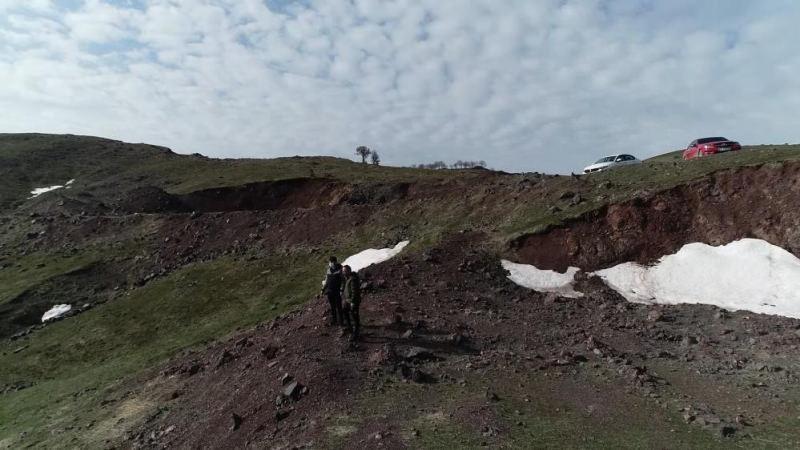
[371,151,380,166]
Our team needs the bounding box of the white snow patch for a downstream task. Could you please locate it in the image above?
[42,304,72,322]
[30,179,75,198]
[593,239,800,319]
[343,241,410,272]
[501,260,584,298]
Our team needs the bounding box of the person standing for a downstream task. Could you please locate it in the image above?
[321,256,344,326]
[341,265,362,341]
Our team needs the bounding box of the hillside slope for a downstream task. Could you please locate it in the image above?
[1,134,800,448]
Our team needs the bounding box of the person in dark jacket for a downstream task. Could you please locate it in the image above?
[321,256,344,326]
[341,265,362,341]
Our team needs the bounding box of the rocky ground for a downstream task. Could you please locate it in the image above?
[4,135,800,448]
[129,232,800,449]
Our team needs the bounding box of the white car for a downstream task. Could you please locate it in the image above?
[582,154,641,174]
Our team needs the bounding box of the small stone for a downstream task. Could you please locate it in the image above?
[231,413,243,431]
[283,381,301,399]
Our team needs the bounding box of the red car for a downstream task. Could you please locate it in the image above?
[683,137,741,160]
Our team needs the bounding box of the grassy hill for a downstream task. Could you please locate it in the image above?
[1,134,799,448]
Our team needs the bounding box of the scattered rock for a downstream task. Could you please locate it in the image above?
[719,425,737,438]
[231,413,243,431]
[559,191,575,200]
[569,193,584,206]
[646,309,664,322]
[405,347,438,362]
[215,350,236,369]
[282,381,303,400]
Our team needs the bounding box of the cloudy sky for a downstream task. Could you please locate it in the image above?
[1,0,799,172]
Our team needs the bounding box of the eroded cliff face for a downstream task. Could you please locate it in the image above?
[511,162,800,271]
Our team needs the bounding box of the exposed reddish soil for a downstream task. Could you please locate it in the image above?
[117,179,418,214]
[129,232,800,449]
[512,163,800,271]
[178,178,350,212]
[8,159,800,447]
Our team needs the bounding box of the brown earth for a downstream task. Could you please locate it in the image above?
[6,156,800,448]
[511,162,800,271]
[128,231,800,448]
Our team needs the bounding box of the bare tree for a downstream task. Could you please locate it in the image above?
[355,146,371,164]
[371,151,381,166]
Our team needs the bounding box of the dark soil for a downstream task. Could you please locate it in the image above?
[0,261,128,339]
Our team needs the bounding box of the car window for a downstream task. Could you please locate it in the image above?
[697,137,727,144]
[622,155,634,161]
[595,156,615,163]
[689,140,697,147]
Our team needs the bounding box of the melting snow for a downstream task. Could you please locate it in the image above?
[343,241,410,272]
[42,304,72,322]
[30,179,75,198]
[593,239,800,318]
[501,260,584,298]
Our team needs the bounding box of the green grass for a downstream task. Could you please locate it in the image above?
[492,373,725,449]
[0,252,100,305]
[322,381,486,449]
[327,370,727,449]
[0,133,464,209]
[499,145,800,239]
[3,134,800,448]
[0,253,320,448]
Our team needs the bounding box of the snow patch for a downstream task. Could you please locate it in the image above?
[593,239,800,318]
[30,179,75,198]
[42,304,72,322]
[343,241,410,272]
[501,260,584,298]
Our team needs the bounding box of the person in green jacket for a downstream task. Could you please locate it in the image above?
[341,265,361,341]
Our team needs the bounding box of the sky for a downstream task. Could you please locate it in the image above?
[1,0,799,173]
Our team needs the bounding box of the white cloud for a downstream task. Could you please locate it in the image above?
[0,0,799,172]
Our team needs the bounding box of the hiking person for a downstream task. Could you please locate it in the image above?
[341,265,361,341]
[321,256,344,326]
